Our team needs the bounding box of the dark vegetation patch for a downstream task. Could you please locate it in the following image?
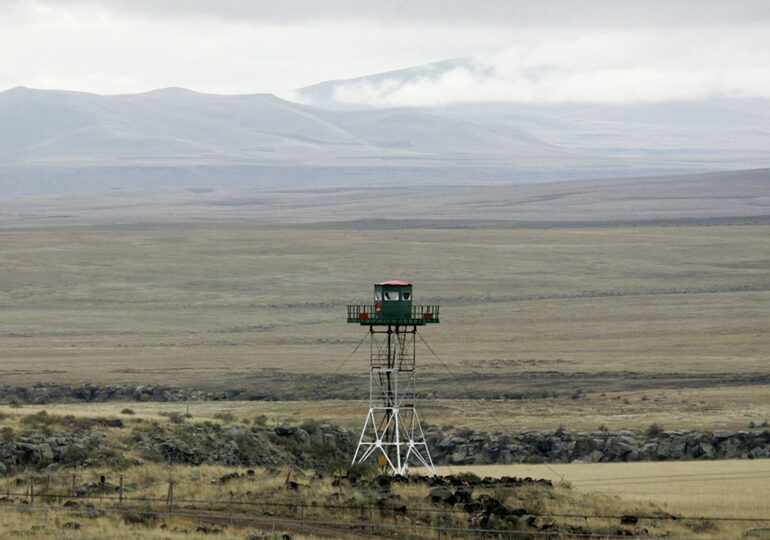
[1,413,768,475]
[292,215,770,231]
[20,410,123,429]
[3,371,770,405]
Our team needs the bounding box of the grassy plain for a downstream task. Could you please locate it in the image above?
[12,383,769,433]
[433,460,770,539]
[0,457,766,539]
[1,224,769,430]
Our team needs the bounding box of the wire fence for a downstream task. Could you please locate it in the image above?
[2,335,767,537]
[6,474,770,523]
[3,474,769,525]
[0,495,751,540]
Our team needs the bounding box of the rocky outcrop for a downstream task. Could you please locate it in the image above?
[424,426,770,464]
[0,421,355,473]
[2,419,767,475]
[0,431,136,471]
[0,383,248,404]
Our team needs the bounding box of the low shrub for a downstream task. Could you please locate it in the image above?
[645,423,664,437]
[214,412,235,423]
[21,410,123,429]
[158,412,185,424]
[300,419,320,434]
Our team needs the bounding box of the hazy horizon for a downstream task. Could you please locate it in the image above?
[3,1,770,107]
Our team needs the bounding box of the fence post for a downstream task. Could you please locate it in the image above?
[369,507,373,539]
[71,473,77,499]
[167,480,174,516]
[119,475,124,507]
[229,492,234,527]
[5,475,9,499]
[29,477,34,506]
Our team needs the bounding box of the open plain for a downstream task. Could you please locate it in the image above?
[1,224,768,417]
[1,191,769,537]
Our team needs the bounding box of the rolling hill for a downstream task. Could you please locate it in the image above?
[4,82,770,198]
[0,86,573,197]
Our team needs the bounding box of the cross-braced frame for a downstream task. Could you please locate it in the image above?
[352,325,435,475]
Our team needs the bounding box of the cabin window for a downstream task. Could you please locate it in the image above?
[374,291,382,301]
[402,292,411,301]
[384,291,399,300]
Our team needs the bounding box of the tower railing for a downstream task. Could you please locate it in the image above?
[346,304,439,324]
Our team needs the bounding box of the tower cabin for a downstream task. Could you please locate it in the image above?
[347,280,439,325]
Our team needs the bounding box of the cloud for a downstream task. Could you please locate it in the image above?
[0,3,510,94]
[320,27,770,106]
[10,0,770,27]
[3,0,770,104]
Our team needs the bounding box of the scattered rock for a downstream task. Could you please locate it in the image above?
[122,512,156,526]
[216,471,241,484]
[428,486,454,504]
[196,524,222,534]
[453,485,474,503]
[256,533,291,540]
[745,527,770,538]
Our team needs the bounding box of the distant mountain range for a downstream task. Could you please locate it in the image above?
[2,61,770,197]
[297,58,770,155]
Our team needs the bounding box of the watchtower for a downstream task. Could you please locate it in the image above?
[347,280,439,475]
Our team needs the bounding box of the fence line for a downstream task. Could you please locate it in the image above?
[0,498,721,540]
[2,487,768,524]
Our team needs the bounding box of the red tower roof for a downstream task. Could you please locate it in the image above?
[376,280,411,286]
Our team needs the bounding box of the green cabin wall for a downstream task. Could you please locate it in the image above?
[374,284,413,319]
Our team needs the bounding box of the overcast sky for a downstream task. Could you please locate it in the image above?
[3,0,770,105]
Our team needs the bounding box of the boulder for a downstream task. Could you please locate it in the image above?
[428,486,454,504]
[604,435,639,461]
[38,443,54,464]
[16,443,42,464]
[273,425,296,437]
[453,485,474,503]
[290,428,310,446]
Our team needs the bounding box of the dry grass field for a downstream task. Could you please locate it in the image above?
[432,460,770,539]
[435,460,770,516]
[17,383,769,433]
[0,225,768,422]
[0,458,765,539]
